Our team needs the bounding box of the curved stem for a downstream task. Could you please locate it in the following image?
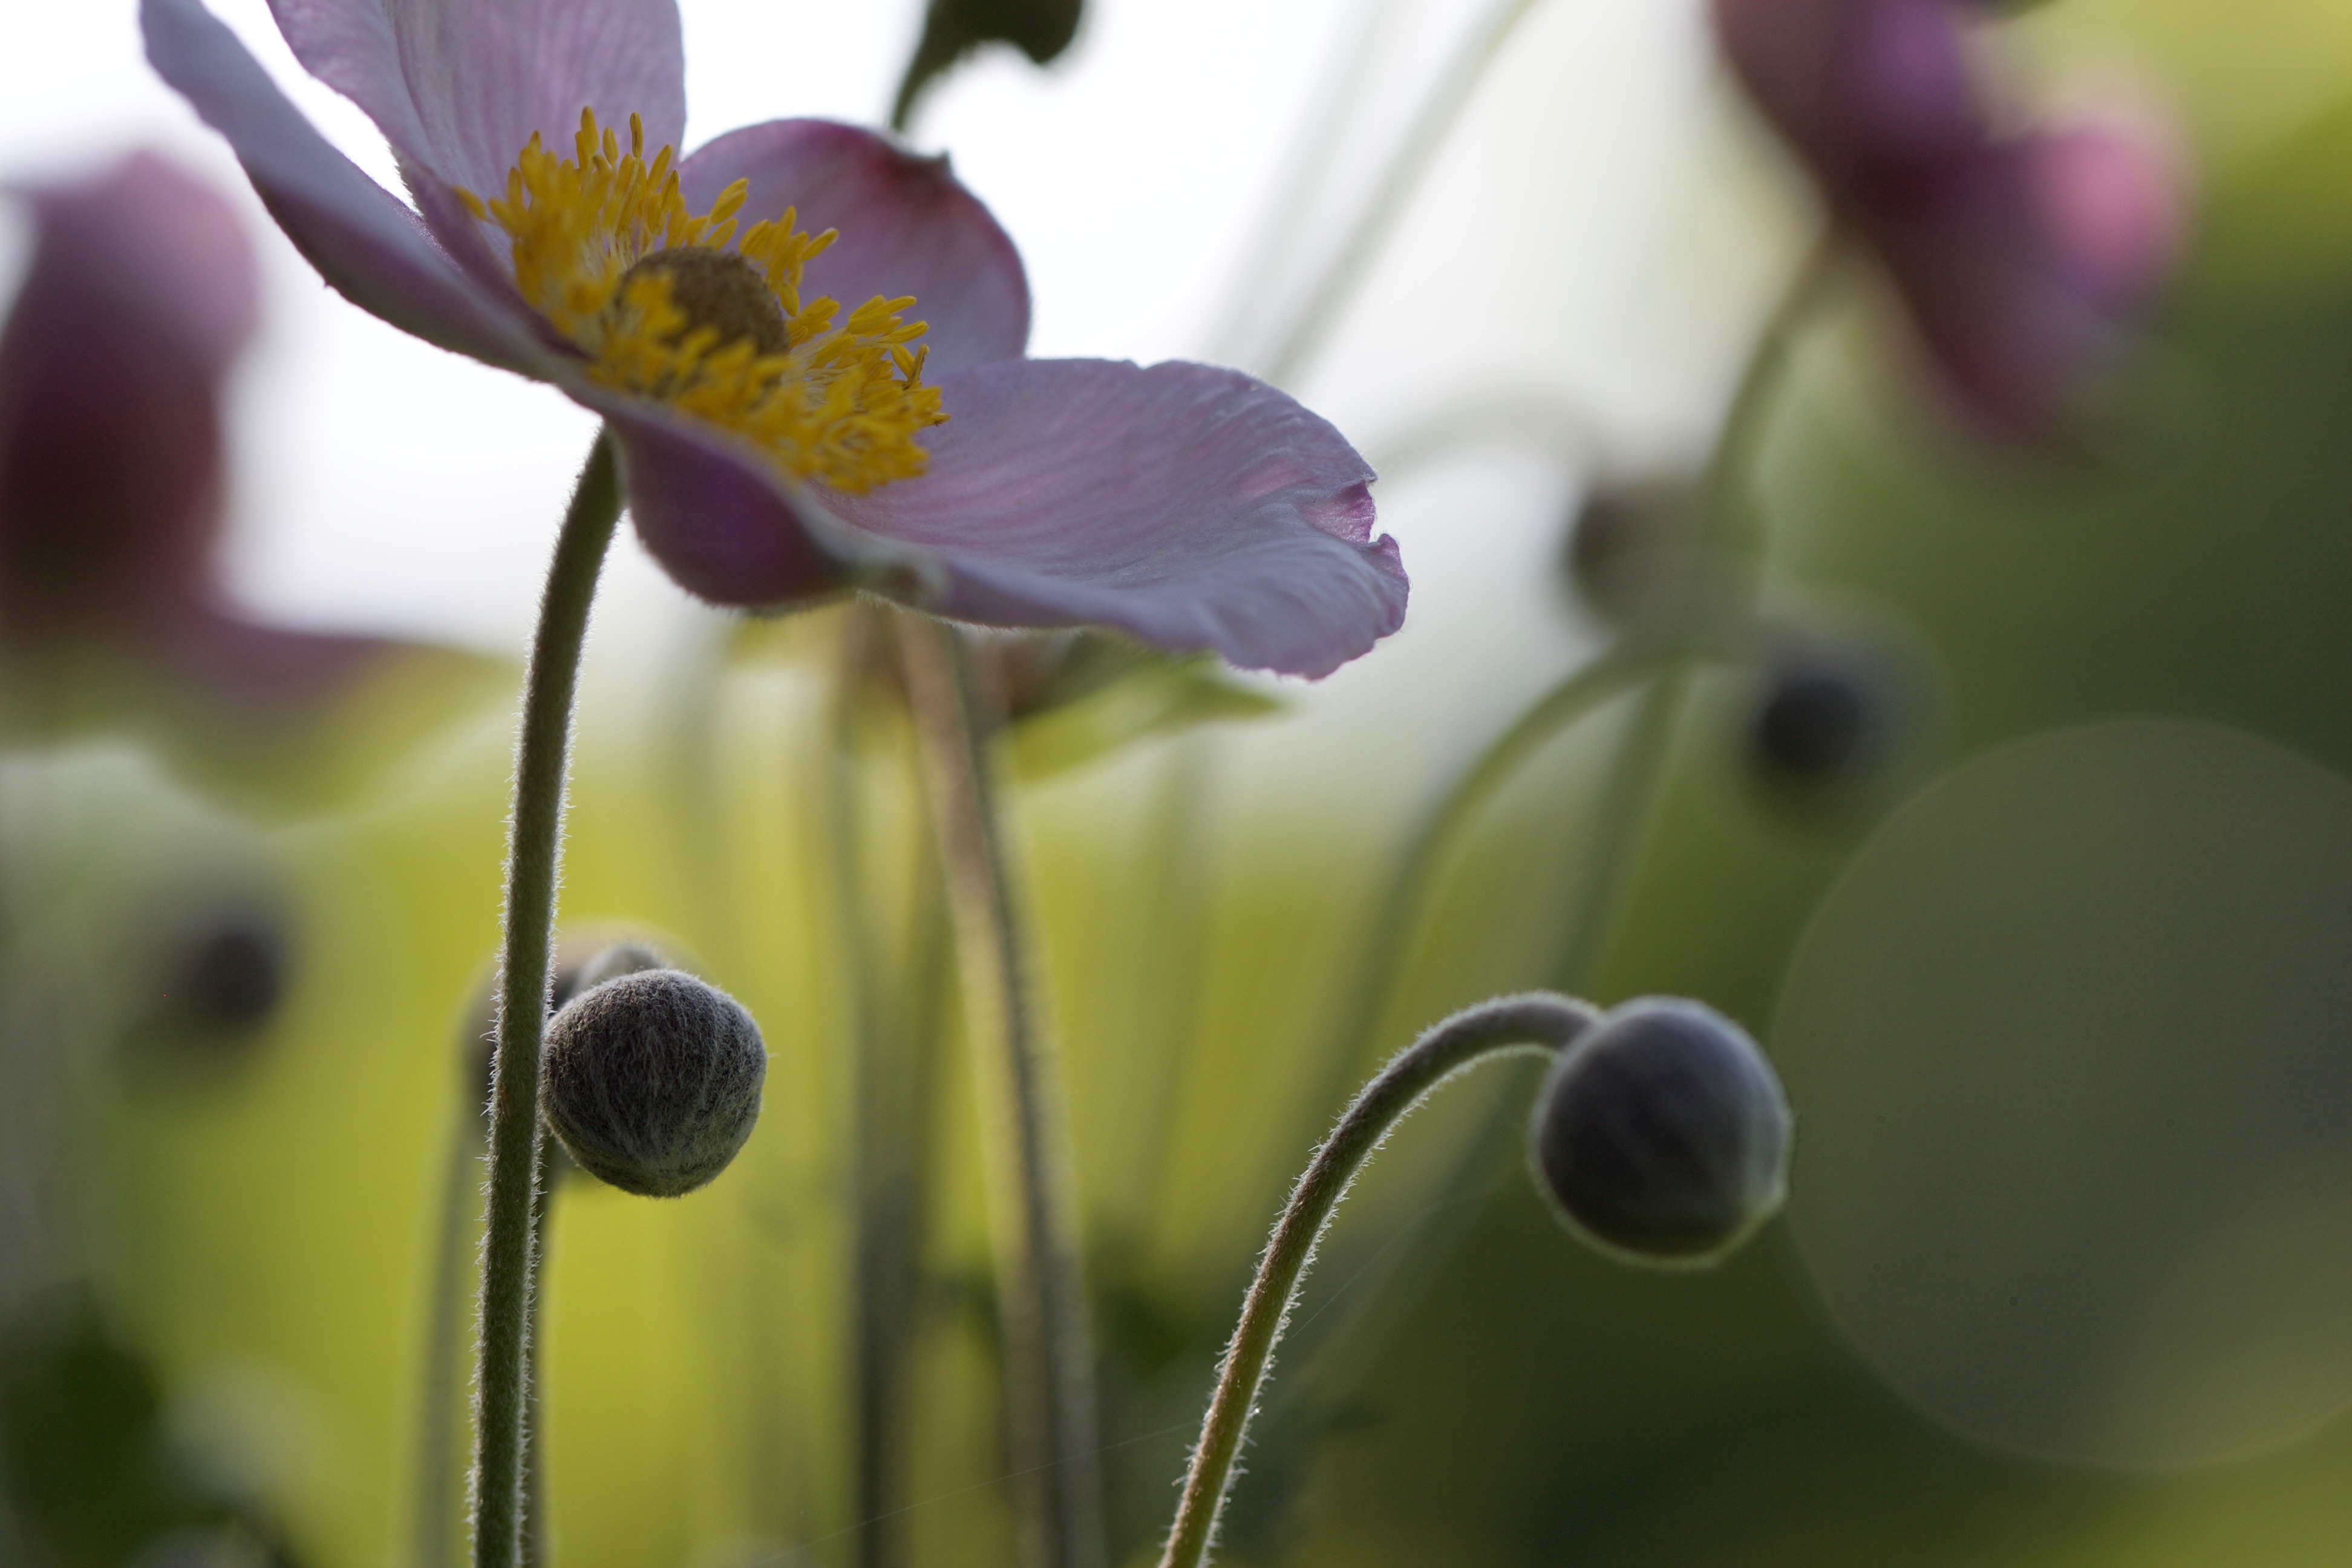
[469,431,622,1568]
[1543,234,1841,992]
[1261,0,1547,385]
[1301,638,1681,1130]
[898,615,1106,1568]
[1157,993,1600,1568]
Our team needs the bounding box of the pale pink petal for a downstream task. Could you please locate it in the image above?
[830,359,1405,678]
[143,0,555,376]
[1715,0,1982,203]
[589,391,857,605]
[14,153,258,369]
[266,0,685,203]
[590,360,1403,676]
[2029,115,2186,315]
[0,210,226,644]
[154,603,405,716]
[678,120,1030,373]
[1875,144,2102,434]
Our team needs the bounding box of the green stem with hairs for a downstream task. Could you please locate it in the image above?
[898,615,1106,1568]
[469,431,622,1568]
[1155,993,1601,1568]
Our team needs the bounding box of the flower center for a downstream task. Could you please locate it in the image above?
[455,110,946,494]
[615,247,792,359]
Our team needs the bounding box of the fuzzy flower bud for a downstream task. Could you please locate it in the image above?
[1749,658,1880,784]
[567,941,668,998]
[538,970,766,1198]
[1529,998,1791,1266]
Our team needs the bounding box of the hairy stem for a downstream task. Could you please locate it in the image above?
[469,431,621,1568]
[522,1135,560,1568]
[1157,993,1601,1568]
[899,615,1105,1568]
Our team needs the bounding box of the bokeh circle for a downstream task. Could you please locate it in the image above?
[1775,718,2352,1468]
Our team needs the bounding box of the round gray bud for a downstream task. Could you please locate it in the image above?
[1527,998,1791,1267]
[539,970,766,1198]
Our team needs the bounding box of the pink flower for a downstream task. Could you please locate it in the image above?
[0,151,403,717]
[1713,0,2184,436]
[142,0,1407,678]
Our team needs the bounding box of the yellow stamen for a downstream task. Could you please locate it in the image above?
[456,108,945,494]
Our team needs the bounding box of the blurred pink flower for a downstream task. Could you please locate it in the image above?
[142,0,1407,678]
[0,151,400,716]
[1713,0,2185,435]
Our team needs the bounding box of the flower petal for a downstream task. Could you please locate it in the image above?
[156,604,406,717]
[1714,0,1980,204]
[2028,114,2186,317]
[679,120,1030,373]
[830,359,1405,678]
[0,169,231,644]
[143,0,554,376]
[266,0,685,201]
[13,153,259,370]
[586,387,910,606]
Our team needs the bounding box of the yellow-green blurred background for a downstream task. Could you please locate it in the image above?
[8,0,2352,1564]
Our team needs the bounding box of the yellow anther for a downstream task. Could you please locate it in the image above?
[453,108,946,494]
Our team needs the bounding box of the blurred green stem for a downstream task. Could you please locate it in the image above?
[829,607,954,1568]
[414,1089,479,1568]
[470,431,621,1568]
[1304,638,1677,1122]
[1261,0,1547,384]
[899,615,1106,1568]
[1545,235,1840,992]
[1155,993,1600,1568]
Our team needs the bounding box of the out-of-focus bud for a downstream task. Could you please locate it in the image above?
[1527,999,1791,1267]
[1713,0,1981,204]
[119,893,292,1080]
[1748,656,1881,785]
[1561,479,1705,626]
[1880,106,2186,435]
[1711,0,2187,439]
[0,153,414,730]
[539,970,766,1198]
[166,912,286,1035]
[567,941,668,998]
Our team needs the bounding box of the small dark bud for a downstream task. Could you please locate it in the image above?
[566,941,668,998]
[1528,999,1791,1267]
[120,898,290,1078]
[1751,662,1876,782]
[1562,479,1702,624]
[539,970,766,1198]
[172,917,284,1032]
